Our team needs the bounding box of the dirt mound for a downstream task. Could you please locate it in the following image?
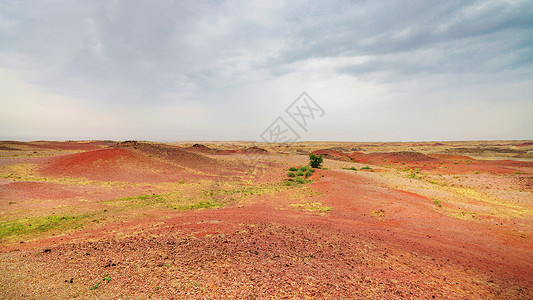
[369,151,436,163]
[116,140,139,147]
[347,151,368,162]
[0,145,17,151]
[349,151,435,164]
[411,142,444,146]
[29,141,114,151]
[515,142,533,147]
[185,143,220,154]
[312,149,351,161]
[119,142,246,175]
[39,148,202,183]
[446,147,524,155]
[0,141,109,151]
[241,146,268,153]
[186,145,268,155]
[327,146,350,153]
[428,154,474,161]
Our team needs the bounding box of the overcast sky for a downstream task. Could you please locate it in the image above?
[1,1,532,142]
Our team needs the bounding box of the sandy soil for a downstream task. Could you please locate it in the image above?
[0,140,532,299]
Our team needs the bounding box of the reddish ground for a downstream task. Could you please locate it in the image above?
[345,150,533,175]
[0,141,532,299]
[312,149,351,161]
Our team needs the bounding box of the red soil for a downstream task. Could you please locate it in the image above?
[1,141,532,298]
[3,168,531,298]
[0,141,114,151]
[312,149,351,161]
[39,148,206,183]
[186,143,219,154]
[120,143,247,176]
[241,146,268,153]
[0,181,80,202]
[349,151,436,164]
[349,151,533,174]
[515,142,533,147]
[187,144,269,156]
[427,153,475,161]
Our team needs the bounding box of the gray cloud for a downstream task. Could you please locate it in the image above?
[0,0,532,141]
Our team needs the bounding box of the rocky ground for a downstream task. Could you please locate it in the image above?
[0,140,532,299]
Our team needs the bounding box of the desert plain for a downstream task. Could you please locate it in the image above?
[0,140,532,299]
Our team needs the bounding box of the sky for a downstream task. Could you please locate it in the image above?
[1,0,532,142]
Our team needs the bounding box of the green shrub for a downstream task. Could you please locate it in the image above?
[287,171,296,177]
[299,166,311,172]
[360,166,372,170]
[296,170,304,176]
[289,167,298,171]
[295,176,306,184]
[304,170,312,178]
[408,172,420,179]
[309,154,323,168]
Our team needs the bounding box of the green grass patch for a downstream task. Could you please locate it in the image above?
[0,213,94,240]
[284,177,312,186]
[342,167,357,171]
[172,200,220,210]
[107,194,168,208]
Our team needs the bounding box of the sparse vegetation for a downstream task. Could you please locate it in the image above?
[370,209,385,219]
[309,153,323,168]
[90,282,100,290]
[408,172,420,179]
[175,200,219,210]
[90,274,111,291]
[285,165,314,185]
[295,176,307,184]
[1,140,530,298]
[289,202,331,213]
[299,166,313,172]
[0,213,94,240]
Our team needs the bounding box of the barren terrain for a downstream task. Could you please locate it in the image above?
[0,140,532,299]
